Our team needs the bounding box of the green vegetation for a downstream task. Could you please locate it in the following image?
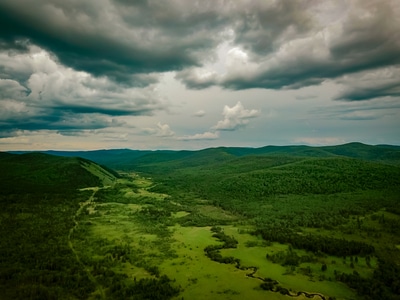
[0,153,117,299]
[1,143,400,299]
[0,153,116,194]
[128,145,400,299]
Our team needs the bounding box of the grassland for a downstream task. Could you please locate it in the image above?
[68,172,391,300]
[1,145,399,299]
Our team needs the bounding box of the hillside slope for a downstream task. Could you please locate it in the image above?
[145,154,400,200]
[0,152,117,194]
[16,142,400,170]
[0,152,120,299]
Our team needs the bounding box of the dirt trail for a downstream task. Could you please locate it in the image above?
[68,187,106,300]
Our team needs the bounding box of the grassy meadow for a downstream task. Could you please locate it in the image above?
[68,172,388,299]
[1,144,400,299]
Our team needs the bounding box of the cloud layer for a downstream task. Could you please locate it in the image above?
[0,45,164,136]
[179,101,260,141]
[0,0,227,84]
[176,0,400,98]
[0,0,399,148]
[213,101,260,131]
[2,0,399,97]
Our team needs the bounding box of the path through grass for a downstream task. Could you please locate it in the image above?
[68,187,105,300]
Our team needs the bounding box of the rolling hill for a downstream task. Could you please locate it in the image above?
[0,152,118,194]
[0,152,120,299]
[11,142,399,171]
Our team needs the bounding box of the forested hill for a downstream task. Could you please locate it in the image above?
[11,142,400,170]
[130,142,400,169]
[0,152,118,194]
[0,153,119,299]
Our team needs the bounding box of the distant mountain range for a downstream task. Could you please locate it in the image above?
[7,142,400,170]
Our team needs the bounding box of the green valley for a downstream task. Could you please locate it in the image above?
[1,143,400,299]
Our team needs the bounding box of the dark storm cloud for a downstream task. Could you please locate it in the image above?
[232,0,314,55]
[0,0,328,88]
[0,0,228,84]
[336,81,400,101]
[334,67,400,101]
[0,45,165,137]
[0,108,120,134]
[177,0,400,100]
[53,105,154,117]
[0,0,399,114]
[0,88,160,136]
[328,0,400,71]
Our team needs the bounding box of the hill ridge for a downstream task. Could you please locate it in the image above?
[0,152,118,195]
[6,142,400,170]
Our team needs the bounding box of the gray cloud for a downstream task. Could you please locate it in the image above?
[335,67,400,101]
[329,0,400,68]
[2,0,398,97]
[232,0,315,56]
[295,94,318,100]
[0,0,229,84]
[177,101,260,141]
[143,122,175,137]
[177,0,400,98]
[0,107,120,133]
[1,0,399,149]
[175,69,217,90]
[193,110,206,117]
[0,46,164,136]
[213,101,260,131]
[310,97,400,121]
[178,131,219,141]
[339,113,381,121]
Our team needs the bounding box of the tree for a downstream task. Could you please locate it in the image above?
[365,255,371,267]
[321,263,327,272]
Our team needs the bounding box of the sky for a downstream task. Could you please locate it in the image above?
[0,0,399,151]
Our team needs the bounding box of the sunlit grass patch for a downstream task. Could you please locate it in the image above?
[71,172,393,300]
[81,161,116,186]
[197,205,238,220]
[218,226,358,300]
[131,176,153,188]
[112,261,152,280]
[172,211,190,218]
[159,225,287,300]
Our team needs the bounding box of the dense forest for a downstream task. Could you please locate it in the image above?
[0,153,111,299]
[1,143,400,299]
[122,144,400,299]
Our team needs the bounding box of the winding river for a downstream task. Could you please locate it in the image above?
[238,261,327,299]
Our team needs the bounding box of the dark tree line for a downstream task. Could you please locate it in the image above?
[335,258,400,300]
[108,275,180,300]
[204,227,239,265]
[253,227,375,257]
